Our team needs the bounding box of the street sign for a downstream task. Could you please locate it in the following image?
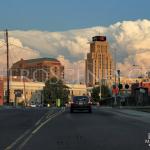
[56,99,61,107]
[139,88,145,93]
[14,89,23,97]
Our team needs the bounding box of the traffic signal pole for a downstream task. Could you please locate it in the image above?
[117,70,121,94]
[114,48,117,106]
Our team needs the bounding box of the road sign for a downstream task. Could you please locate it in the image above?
[56,99,61,107]
[139,88,145,93]
[14,89,23,97]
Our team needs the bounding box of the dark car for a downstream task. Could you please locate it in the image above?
[70,96,92,113]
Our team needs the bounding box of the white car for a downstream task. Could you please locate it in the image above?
[30,104,36,107]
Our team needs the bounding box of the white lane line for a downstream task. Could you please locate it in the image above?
[4,110,53,150]
[34,110,56,127]
[18,110,65,149]
[34,111,50,126]
[34,119,42,126]
[32,110,63,134]
[18,134,33,150]
[5,129,30,150]
[46,112,57,119]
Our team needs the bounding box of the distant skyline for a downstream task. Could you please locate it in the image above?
[0,0,150,31]
[0,1,150,80]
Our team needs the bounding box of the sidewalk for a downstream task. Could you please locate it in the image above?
[112,108,150,124]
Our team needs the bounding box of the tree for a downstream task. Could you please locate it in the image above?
[43,77,69,106]
[91,85,111,102]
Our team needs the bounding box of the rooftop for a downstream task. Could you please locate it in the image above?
[12,57,60,66]
[23,57,59,64]
[92,36,107,42]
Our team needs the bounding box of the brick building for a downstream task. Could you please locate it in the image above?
[11,58,64,82]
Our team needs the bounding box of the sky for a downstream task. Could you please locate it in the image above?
[0,0,150,31]
[0,0,150,83]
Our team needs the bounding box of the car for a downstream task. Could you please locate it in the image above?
[70,96,92,113]
[30,104,36,108]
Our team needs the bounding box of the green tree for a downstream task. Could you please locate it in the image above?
[91,85,111,102]
[43,77,69,105]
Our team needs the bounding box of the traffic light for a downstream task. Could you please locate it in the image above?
[125,84,129,89]
[112,85,119,95]
[118,84,123,89]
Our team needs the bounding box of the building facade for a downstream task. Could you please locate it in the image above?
[66,84,87,96]
[3,80,45,105]
[11,58,64,82]
[85,36,113,87]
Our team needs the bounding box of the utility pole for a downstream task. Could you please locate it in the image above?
[117,70,121,87]
[6,29,10,104]
[23,76,27,106]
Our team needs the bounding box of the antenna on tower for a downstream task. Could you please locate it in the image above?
[99,28,101,36]
[98,26,102,36]
[87,36,92,44]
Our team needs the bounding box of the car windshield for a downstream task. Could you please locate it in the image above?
[73,96,89,102]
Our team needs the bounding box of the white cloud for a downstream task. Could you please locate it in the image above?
[0,37,40,75]
[57,55,85,83]
[0,19,150,81]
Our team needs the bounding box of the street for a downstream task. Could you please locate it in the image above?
[0,107,150,150]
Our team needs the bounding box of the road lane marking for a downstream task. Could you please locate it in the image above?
[32,110,63,134]
[18,109,65,149]
[4,108,62,150]
[18,134,33,150]
[5,129,30,150]
[34,110,53,127]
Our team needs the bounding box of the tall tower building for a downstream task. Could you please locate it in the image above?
[85,36,113,87]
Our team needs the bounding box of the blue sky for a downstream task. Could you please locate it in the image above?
[0,0,150,31]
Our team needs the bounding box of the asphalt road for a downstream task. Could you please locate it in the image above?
[0,107,52,150]
[1,107,150,150]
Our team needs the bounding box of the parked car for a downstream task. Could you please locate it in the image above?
[70,96,92,113]
[30,104,36,108]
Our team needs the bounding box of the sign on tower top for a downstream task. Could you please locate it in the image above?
[92,36,106,42]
